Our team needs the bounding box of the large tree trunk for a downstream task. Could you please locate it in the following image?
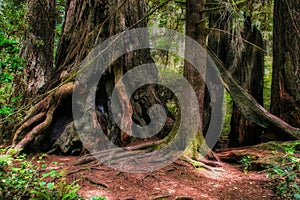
[13,0,55,101]
[208,9,264,147]
[11,0,172,154]
[270,0,300,140]
[229,16,264,147]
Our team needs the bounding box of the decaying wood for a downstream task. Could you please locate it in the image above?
[114,66,132,144]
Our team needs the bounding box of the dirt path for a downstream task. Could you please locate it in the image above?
[42,155,281,200]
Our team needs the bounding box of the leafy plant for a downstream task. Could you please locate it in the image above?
[0,149,82,200]
[91,196,106,200]
[267,147,300,199]
[239,155,253,173]
[0,1,26,139]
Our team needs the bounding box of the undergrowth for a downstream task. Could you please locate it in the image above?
[267,145,300,199]
[0,147,106,200]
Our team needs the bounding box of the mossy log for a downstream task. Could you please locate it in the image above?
[217,140,300,170]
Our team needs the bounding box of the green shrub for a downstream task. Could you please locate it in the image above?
[0,149,82,200]
[267,147,300,199]
[239,155,253,174]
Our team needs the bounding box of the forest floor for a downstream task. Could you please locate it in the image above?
[39,154,282,200]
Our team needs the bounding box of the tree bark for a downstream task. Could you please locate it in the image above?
[11,0,172,153]
[184,0,211,157]
[270,0,300,139]
[229,16,264,147]
[13,0,55,100]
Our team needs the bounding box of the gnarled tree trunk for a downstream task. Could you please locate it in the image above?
[11,0,173,154]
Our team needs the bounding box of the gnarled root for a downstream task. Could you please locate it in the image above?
[8,83,74,155]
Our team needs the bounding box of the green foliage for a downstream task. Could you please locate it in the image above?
[91,196,106,200]
[0,149,82,200]
[267,146,300,199]
[238,155,253,174]
[0,1,26,38]
[148,0,185,70]
[221,91,233,136]
[0,1,25,138]
[263,56,272,111]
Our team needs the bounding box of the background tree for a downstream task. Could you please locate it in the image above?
[13,0,56,100]
[183,0,208,158]
[207,1,265,147]
[184,0,223,164]
[228,15,264,147]
[270,0,300,139]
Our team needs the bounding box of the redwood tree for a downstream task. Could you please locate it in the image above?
[207,4,264,147]
[229,16,264,147]
[14,0,56,100]
[183,0,208,158]
[11,0,173,154]
[270,0,300,139]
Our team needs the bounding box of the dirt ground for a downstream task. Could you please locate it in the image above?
[40,154,282,200]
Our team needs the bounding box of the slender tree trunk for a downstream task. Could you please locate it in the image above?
[184,0,209,157]
[270,0,300,140]
[14,0,55,100]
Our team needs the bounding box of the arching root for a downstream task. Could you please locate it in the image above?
[8,83,74,155]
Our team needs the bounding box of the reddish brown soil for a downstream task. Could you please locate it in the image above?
[40,155,281,200]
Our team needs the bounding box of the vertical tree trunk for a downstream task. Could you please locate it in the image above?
[229,16,264,147]
[184,0,208,157]
[14,0,55,100]
[271,0,300,139]
[208,9,264,147]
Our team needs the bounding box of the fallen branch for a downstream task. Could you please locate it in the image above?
[209,50,300,139]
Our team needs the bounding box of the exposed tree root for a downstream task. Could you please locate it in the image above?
[74,117,179,166]
[84,176,109,188]
[9,83,74,155]
[195,156,223,167]
[181,156,225,172]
